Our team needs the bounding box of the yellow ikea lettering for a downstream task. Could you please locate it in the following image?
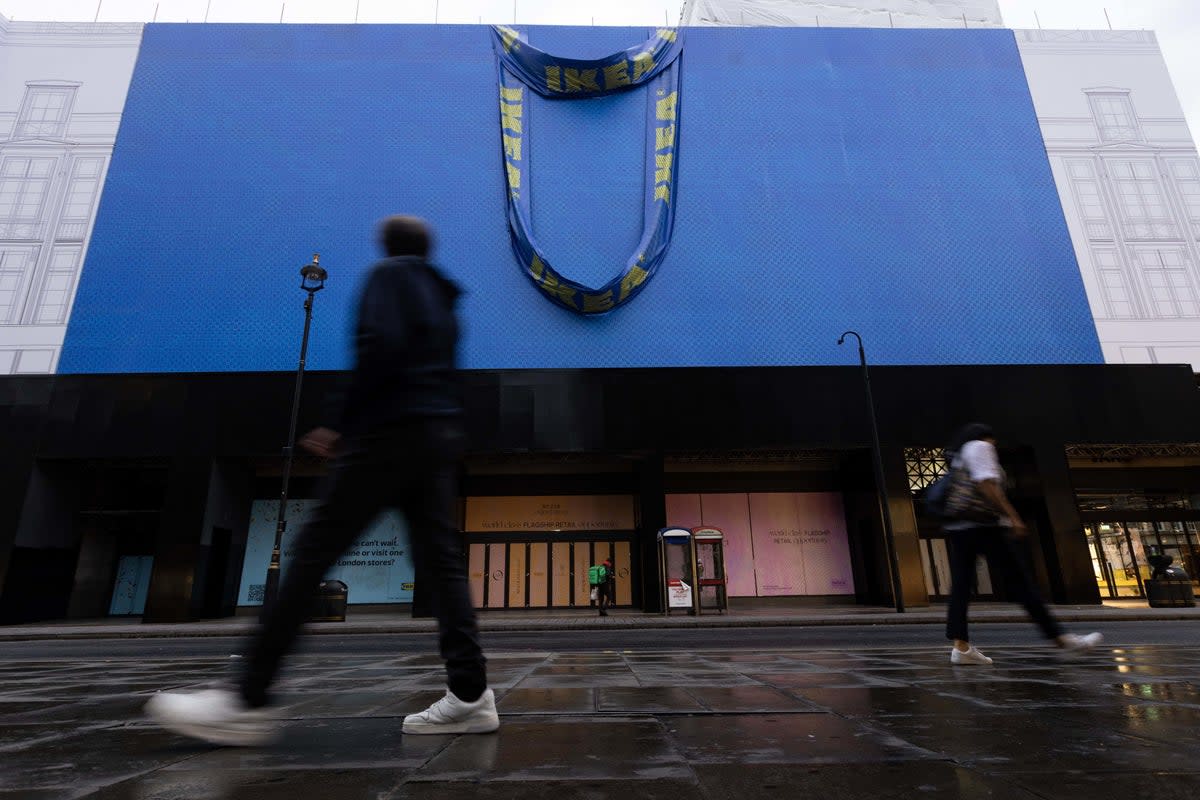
[497,26,521,53]
[583,291,615,313]
[656,91,678,121]
[499,86,523,102]
[656,28,678,42]
[655,124,675,152]
[530,254,546,279]
[545,66,563,93]
[631,52,655,82]
[538,272,579,306]
[564,68,601,93]
[506,161,521,192]
[603,61,631,89]
[619,265,649,301]
[500,99,523,134]
[654,184,670,204]
[503,133,522,161]
[655,153,673,185]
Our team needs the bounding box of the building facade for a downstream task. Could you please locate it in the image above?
[1018,29,1200,369]
[0,15,143,374]
[681,0,1003,28]
[0,19,1198,624]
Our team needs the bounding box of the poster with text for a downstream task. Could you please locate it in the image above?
[748,493,854,596]
[665,493,759,597]
[237,500,415,606]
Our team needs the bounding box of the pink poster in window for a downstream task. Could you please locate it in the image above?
[795,493,854,595]
[696,494,757,597]
[748,493,853,596]
[665,493,757,597]
[748,493,806,595]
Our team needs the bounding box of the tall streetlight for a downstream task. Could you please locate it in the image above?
[263,254,327,610]
[838,331,905,613]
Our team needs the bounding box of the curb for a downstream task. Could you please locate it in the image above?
[1,610,1196,641]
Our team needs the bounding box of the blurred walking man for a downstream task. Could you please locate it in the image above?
[146,216,496,745]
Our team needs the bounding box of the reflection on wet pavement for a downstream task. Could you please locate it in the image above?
[1,644,1199,798]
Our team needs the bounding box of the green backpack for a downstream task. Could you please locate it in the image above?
[588,565,606,585]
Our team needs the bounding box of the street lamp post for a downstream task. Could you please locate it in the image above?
[262,254,327,611]
[838,330,905,613]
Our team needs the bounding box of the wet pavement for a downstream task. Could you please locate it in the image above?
[2,640,1199,798]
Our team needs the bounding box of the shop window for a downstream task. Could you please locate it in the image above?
[1091,249,1137,319]
[666,492,854,598]
[0,157,57,224]
[1109,159,1175,240]
[1136,249,1199,318]
[0,247,36,324]
[59,157,105,229]
[1167,159,1200,237]
[1067,159,1111,239]
[1088,92,1142,143]
[13,84,78,139]
[33,246,80,324]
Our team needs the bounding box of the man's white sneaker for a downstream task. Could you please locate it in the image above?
[145,688,279,747]
[402,689,499,735]
[1059,632,1104,653]
[950,646,994,666]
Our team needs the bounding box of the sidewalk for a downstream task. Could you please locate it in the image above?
[8,637,1200,797]
[1,599,1195,641]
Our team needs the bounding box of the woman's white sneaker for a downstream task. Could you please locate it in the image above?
[402,689,499,735]
[950,646,994,666]
[145,688,279,747]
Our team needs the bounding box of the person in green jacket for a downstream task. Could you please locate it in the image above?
[597,557,616,617]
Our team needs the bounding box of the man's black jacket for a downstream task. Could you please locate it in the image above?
[333,256,463,439]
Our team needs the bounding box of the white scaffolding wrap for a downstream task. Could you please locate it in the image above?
[680,0,1003,28]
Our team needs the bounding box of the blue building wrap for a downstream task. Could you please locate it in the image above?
[59,24,1102,372]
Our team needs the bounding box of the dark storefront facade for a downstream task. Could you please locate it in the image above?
[2,363,1198,625]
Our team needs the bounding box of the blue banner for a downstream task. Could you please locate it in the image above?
[493,26,683,314]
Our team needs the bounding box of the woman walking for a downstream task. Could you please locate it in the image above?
[941,423,1103,665]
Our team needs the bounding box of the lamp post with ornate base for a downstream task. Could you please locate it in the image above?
[262,254,327,611]
[838,330,905,613]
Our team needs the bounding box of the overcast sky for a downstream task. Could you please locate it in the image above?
[1,1,1196,135]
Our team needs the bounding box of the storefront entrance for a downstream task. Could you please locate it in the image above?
[462,495,638,610]
[466,538,634,610]
[1079,492,1200,599]
[1085,519,1200,599]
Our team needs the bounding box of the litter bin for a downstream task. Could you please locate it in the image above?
[1145,555,1195,608]
[310,579,348,621]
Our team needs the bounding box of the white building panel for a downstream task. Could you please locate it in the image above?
[681,0,1002,28]
[1017,29,1200,370]
[0,14,143,374]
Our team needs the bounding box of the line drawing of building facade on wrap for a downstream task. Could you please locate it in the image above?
[1017,29,1200,370]
[680,0,1002,28]
[0,14,143,375]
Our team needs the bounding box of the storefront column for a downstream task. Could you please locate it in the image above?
[142,457,213,623]
[0,461,76,623]
[0,456,34,615]
[881,446,931,610]
[1033,444,1101,605]
[637,454,667,613]
[0,383,46,622]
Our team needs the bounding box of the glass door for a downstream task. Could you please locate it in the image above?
[1140,521,1200,591]
[1087,522,1144,598]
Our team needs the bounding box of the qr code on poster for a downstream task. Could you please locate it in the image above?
[248,584,265,602]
